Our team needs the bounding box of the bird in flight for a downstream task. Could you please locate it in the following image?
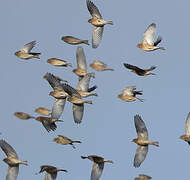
[90,60,114,71]
[61,36,89,45]
[180,112,190,145]
[137,23,165,51]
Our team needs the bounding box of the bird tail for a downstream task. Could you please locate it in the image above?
[136,97,144,102]
[55,120,64,122]
[159,47,165,50]
[84,100,93,104]
[151,141,159,147]
[106,21,113,25]
[21,160,28,166]
[104,160,114,163]
[31,52,41,59]
[67,63,72,67]
[83,40,90,45]
[72,140,81,144]
[105,68,114,71]
[57,169,68,172]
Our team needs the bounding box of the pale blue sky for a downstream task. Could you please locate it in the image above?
[0,0,189,179]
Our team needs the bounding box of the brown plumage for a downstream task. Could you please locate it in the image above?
[61,36,89,45]
[35,107,52,116]
[118,86,143,102]
[135,174,152,180]
[123,63,156,76]
[14,112,35,120]
[90,60,114,71]
[47,58,72,67]
[180,112,190,145]
[137,23,165,51]
[132,115,159,168]
[81,155,113,180]
[53,135,81,149]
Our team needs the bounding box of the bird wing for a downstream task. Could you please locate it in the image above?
[86,0,102,18]
[134,115,149,140]
[123,63,144,73]
[62,83,81,97]
[6,166,19,180]
[122,86,136,96]
[91,162,104,180]
[44,73,64,90]
[146,66,156,71]
[154,36,162,46]
[42,120,56,132]
[77,73,94,91]
[44,172,57,180]
[72,104,84,124]
[76,46,87,70]
[142,23,156,46]
[0,140,18,158]
[51,99,66,120]
[92,26,104,48]
[185,112,190,135]
[20,41,36,53]
[134,145,148,168]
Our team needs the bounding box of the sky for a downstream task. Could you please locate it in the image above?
[0,0,189,179]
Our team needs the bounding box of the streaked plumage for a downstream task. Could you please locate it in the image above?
[14,41,41,59]
[47,58,72,67]
[137,23,165,51]
[61,36,89,45]
[118,86,143,102]
[53,135,81,148]
[35,116,63,132]
[35,107,52,116]
[123,63,156,76]
[90,60,114,71]
[180,112,190,145]
[14,112,35,120]
[81,155,113,180]
[0,139,28,180]
[135,174,152,180]
[132,115,159,168]
[86,0,113,48]
[36,165,67,180]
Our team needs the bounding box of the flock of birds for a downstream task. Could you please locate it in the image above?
[1,0,189,180]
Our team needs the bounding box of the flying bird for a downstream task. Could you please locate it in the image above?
[179,112,190,145]
[132,115,159,168]
[36,165,67,180]
[61,36,89,45]
[86,0,113,48]
[90,60,114,71]
[123,63,156,76]
[53,135,81,149]
[14,112,35,120]
[135,174,152,180]
[35,116,63,132]
[35,107,52,116]
[118,86,143,102]
[81,155,113,180]
[14,41,41,59]
[0,139,28,180]
[137,23,165,51]
[47,58,72,67]
[73,46,89,79]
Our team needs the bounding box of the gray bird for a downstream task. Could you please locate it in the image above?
[36,165,67,180]
[81,155,113,180]
[0,139,28,180]
[14,41,41,60]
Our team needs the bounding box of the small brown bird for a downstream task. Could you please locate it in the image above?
[86,0,113,48]
[137,23,165,51]
[47,58,72,67]
[180,112,190,145]
[0,139,28,180]
[53,135,81,149]
[36,165,67,180]
[132,115,159,168]
[14,112,35,120]
[49,90,68,99]
[35,107,52,116]
[123,63,156,76]
[90,60,114,71]
[35,116,63,132]
[73,46,89,79]
[61,36,89,45]
[14,41,41,59]
[118,86,143,102]
[135,174,152,180]
[81,155,113,180]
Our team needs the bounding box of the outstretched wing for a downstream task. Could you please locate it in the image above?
[86,0,102,18]
[92,26,104,48]
[20,41,36,53]
[142,23,156,45]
